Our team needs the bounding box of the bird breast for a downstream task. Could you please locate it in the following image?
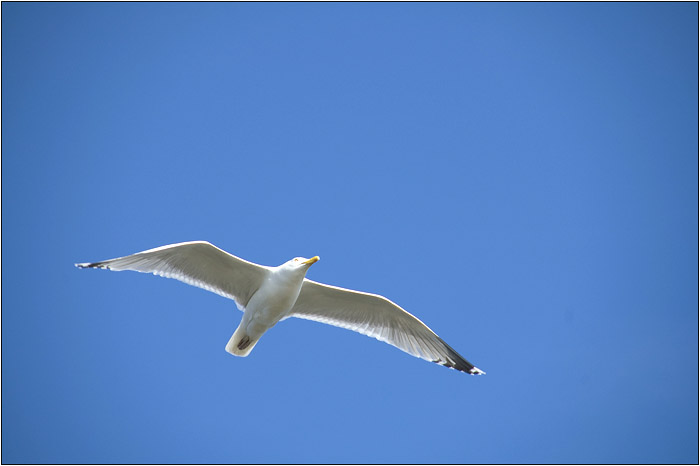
[244,270,305,328]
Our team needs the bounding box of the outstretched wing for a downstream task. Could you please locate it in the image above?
[76,241,269,311]
[289,279,484,375]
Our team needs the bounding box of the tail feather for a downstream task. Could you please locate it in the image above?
[225,325,259,357]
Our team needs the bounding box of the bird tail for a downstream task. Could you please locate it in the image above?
[225,325,259,357]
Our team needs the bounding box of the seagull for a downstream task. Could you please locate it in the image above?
[76,241,484,375]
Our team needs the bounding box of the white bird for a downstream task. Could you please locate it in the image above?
[76,241,484,375]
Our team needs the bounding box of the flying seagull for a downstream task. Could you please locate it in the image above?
[76,241,484,375]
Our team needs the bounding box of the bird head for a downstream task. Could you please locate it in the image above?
[286,256,320,270]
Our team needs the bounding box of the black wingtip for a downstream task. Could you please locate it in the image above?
[75,261,109,269]
[442,361,485,375]
[438,359,484,375]
[433,338,485,375]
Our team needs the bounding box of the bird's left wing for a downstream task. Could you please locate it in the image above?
[76,241,269,311]
[289,279,484,374]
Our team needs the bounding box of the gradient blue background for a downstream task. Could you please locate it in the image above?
[2,3,698,464]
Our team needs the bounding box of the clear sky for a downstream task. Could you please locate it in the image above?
[2,2,697,464]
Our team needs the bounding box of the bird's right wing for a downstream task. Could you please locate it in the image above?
[289,279,484,374]
[76,241,269,311]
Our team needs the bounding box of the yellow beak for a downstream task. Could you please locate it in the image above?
[302,256,320,265]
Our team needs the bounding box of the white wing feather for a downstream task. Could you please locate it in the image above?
[290,279,484,374]
[75,241,269,311]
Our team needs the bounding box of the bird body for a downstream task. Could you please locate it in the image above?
[226,256,317,356]
[76,241,484,375]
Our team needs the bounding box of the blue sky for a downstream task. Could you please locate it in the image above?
[2,2,697,464]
